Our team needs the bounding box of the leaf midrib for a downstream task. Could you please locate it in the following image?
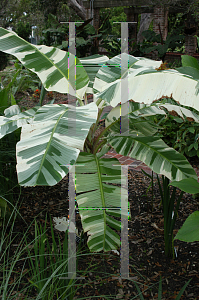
[108,135,197,180]
[35,108,68,184]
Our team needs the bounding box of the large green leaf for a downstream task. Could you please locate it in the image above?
[75,152,130,252]
[181,55,199,70]
[107,134,197,182]
[170,177,199,194]
[176,66,199,80]
[175,211,199,242]
[16,102,98,186]
[0,27,89,100]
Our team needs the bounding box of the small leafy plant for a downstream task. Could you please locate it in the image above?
[0,61,41,113]
[155,108,199,158]
[26,215,85,300]
[132,29,184,61]
[0,200,101,299]
[157,175,184,258]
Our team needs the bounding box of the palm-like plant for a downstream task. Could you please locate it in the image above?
[0,27,199,253]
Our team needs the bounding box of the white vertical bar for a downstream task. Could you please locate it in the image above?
[59,21,83,280]
[121,22,129,135]
[120,165,129,278]
[112,21,136,279]
[68,22,76,279]
[68,166,76,278]
[121,22,129,278]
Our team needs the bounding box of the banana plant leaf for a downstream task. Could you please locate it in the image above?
[92,53,162,108]
[106,134,197,182]
[155,103,199,122]
[16,102,98,186]
[175,211,199,242]
[169,177,199,194]
[0,29,199,253]
[0,27,89,100]
[75,152,130,252]
[4,104,21,117]
[105,101,166,127]
[107,115,160,137]
[80,54,109,94]
[105,101,199,130]
[93,54,199,110]
[0,105,40,138]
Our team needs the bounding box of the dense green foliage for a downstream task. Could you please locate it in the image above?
[100,6,127,37]
[38,14,102,57]
[131,29,185,59]
[16,21,32,41]
[153,98,199,158]
[159,114,199,158]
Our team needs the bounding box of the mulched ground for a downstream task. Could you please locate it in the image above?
[14,169,199,300]
[3,92,199,299]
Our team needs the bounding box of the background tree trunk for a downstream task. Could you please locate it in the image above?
[68,0,86,20]
[137,13,153,43]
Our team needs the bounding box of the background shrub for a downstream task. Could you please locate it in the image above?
[0,51,8,71]
[15,21,31,42]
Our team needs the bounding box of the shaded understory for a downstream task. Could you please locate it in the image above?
[11,167,199,300]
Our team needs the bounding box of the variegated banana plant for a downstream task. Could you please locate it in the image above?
[0,27,199,253]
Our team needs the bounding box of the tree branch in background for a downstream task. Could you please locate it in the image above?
[137,13,153,43]
[68,0,86,20]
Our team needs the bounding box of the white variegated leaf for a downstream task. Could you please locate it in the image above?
[75,152,130,252]
[105,101,199,137]
[4,105,21,117]
[80,54,109,94]
[93,54,162,108]
[0,106,39,138]
[105,101,166,127]
[0,27,89,100]
[157,103,199,122]
[96,69,199,111]
[107,134,197,182]
[106,116,159,137]
[16,102,98,186]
